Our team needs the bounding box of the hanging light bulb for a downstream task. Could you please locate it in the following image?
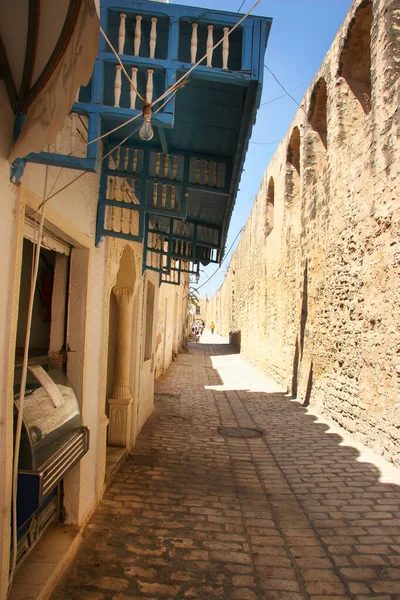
[139,103,154,141]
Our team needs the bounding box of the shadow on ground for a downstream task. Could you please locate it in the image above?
[51,341,400,600]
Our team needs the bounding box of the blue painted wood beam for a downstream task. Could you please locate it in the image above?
[75,102,173,128]
[99,53,253,86]
[105,167,230,197]
[157,127,169,155]
[20,153,98,172]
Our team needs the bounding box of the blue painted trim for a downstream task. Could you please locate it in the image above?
[76,102,173,128]
[10,158,27,184]
[157,127,169,155]
[102,229,144,243]
[95,166,109,247]
[23,153,98,172]
[99,52,253,84]
[104,199,143,211]
[168,17,179,60]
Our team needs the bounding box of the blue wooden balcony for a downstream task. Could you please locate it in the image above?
[14,0,272,281]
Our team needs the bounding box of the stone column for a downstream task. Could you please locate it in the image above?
[108,286,135,447]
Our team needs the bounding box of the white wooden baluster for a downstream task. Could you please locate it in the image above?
[146,69,154,104]
[213,161,218,186]
[134,15,142,56]
[173,156,178,180]
[130,180,138,234]
[196,159,201,183]
[161,184,167,208]
[206,25,214,67]
[114,176,121,200]
[132,148,138,172]
[171,186,176,211]
[110,177,117,231]
[114,65,122,107]
[130,66,138,109]
[70,113,77,153]
[150,17,157,59]
[55,131,61,153]
[164,154,169,177]
[222,27,229,70]
[123,147,128,171]
[116,147,121,170]
[155,153,161,176]
[191,22,198,64]
[121,178,129,233]
[153,182,158,207]
[119,13,126,54]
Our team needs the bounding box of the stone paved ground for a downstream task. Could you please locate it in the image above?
[52,333,400,600]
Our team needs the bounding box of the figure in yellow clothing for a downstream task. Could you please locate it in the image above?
[210,322,215,335]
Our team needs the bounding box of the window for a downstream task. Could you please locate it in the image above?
[144,281,155,361]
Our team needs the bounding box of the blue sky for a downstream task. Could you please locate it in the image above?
[176,0,353,297]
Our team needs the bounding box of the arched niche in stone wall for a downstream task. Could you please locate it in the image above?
[303,77,328,191]
[285,127,301,208]
[265,176,275,236]
[338,0,373,115]
[308,77,328,150]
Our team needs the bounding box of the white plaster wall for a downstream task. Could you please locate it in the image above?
[137,272,159,433]
[78,242,107,515]
[21,169,97,238]
[154,274,189,377]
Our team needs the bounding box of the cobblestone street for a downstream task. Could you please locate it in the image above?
[53,334,400,600]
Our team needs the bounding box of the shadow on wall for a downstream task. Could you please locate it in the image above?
[300,259,308,359]
[292,260,309,398]
[229,330,241,352]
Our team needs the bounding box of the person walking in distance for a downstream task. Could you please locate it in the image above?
[210,322,215,335]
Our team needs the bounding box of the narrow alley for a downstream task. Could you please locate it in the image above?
[51,333,400,600]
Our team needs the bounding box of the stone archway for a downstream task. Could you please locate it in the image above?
[107,245,139,448]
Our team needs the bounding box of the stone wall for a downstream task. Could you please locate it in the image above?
[209,0,400,467]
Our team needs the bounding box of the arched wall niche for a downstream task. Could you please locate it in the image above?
[114,245,137,290]
[285,127,301,208]
[308,77,328,148]
[338,0,373,114]
[265,176,275,236]
[287,127,301,174]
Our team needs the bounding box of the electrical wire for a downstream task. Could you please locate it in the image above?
[8,7,263,586]
[87,82,178,147]
[92,5,260,145]
[8,170,48,596]
[238,1,247,11]
[100,26,145,103]
[185,225,245,299]
[263,64,394,195]
[264,64,308,117]
[87,111,142,146]
[153,0,262,108]
[250,139,280,146]
[43,90,179,209]
[260,84,306,107]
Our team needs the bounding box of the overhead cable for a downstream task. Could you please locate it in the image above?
[188,225,245,298]
[153,0,262,107]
